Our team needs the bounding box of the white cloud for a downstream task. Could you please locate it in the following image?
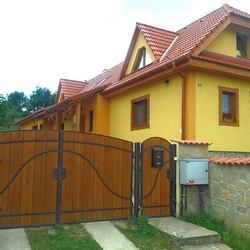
[0,0,249,96]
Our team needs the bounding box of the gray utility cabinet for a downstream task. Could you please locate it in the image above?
[179,159,209,185]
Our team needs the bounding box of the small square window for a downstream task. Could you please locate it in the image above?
[131,95,150,130]
[219,87,239,126]
[236,33,247,57]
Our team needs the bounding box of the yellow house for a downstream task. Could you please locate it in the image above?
[16,4,250,153]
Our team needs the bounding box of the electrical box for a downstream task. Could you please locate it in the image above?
[151,147,164,167]
[180,159,209,185]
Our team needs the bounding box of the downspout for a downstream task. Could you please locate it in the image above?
[172,61,186,140]
[172,61,187,218]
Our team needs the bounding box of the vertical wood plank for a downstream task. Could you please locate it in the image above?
[102,137,114,219]
[43,131,58,224]
[160,139,171,215]
[121,140,133,218]
[32,130,48,225]
[112,139,123,218]
[8,131,23,226]
[20,131,35,226]
[141,138,152,216]
[0,132,11,227]
[92,135,104,220]
[83,133,95,220]
[61,131,74,223]
[72,132,85,222]
[151,137,161,216]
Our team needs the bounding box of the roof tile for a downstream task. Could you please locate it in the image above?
[194,50,250,70]
[172,139,212,145]
[209,157,250,165]
[137,23,177,60]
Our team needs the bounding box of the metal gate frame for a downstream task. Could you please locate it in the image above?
[133,140,176,217]
[0,131,176,229]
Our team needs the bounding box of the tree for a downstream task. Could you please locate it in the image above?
[7,91,28,112]
[28,86,56,112]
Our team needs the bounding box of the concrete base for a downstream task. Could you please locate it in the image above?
[0,228,31,250]
[148,217,231,249]
[83,221,139,250]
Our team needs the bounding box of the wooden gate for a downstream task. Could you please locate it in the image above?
[0,130,133,228]
[134,137,176,217]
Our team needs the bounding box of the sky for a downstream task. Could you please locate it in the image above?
[1,0,250,97]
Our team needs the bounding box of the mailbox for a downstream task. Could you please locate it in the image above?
[151,147,164,167]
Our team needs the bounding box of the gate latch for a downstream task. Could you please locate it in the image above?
[53,167,67,180]
[166,169,171,180]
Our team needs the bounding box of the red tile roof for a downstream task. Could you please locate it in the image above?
[78,63,124,94]
[172,140,212,145]
[137,23,177,60]
[58,79,87,100]
[209,157,250,165]
[193,50,250,71]
[17,4,250,124]
[105,4,250,93]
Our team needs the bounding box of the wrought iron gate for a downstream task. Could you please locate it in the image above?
[0,131,175,229]
[133,137,176,217]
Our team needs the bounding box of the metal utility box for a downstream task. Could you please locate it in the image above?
[151,147,164,167]
[180,159,209,185]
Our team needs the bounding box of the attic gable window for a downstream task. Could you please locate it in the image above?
[236,33,247,57]
[133,47,152,71]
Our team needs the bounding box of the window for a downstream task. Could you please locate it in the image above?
[89,110,93,132]
[236,33,247,57]
[133,47,152,71]
[219,86,239,126]
[131,95,150,130]
[32,125,38,130]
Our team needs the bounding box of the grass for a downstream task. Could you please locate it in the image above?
[26,217,180,250]
[25,224,102,250]
[182,213,250,250]
[113,214,181,250]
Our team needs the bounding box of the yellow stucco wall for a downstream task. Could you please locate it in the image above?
[19,119,44,130]
[125,32,156,75]
[80,94,109,135]
[195,72,250,152]
[109,77,182,143]
[206,29,236,57]
[206,27,250,59]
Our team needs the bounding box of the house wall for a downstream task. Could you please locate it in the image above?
[109,76,182,143]
[195,72,250,152]
[81,94,109,135]
[19,120,39,130]
[206,29,236,57]
[206,27,250,60]
[125,32,156,75]
[81,96,97,133]
[95,94,110,135]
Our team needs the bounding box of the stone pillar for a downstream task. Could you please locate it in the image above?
[172,140,211,217]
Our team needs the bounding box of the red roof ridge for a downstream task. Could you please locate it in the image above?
[209,157,250,165]
[171,139,212,145]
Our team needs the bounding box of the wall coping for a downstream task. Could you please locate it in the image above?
[209,157,250,165]
[172,139,212,145]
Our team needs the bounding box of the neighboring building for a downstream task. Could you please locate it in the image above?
[16,4,250,152]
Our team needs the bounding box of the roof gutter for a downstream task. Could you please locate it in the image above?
[172,61,186,140]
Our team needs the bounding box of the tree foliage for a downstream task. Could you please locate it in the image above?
[28,87,56,112]
[0,86,56,131]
